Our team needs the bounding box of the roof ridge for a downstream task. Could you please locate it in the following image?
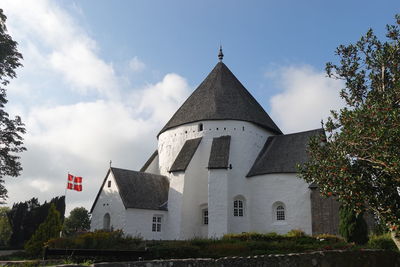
[111,166,167,178]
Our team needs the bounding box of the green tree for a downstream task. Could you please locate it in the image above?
[8,196,65,248]
[0,9,26,203]
[0,207,11,247]
[24,203,62,256]
[339,205,369,244]
[299,15,400,246]
[63,207,91,236]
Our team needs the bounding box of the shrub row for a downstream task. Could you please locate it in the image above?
[46,230,143,250]
[41,230,398,262]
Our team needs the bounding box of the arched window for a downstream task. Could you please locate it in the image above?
[233,197,245,217]
[103,213,111,230]
[276,205,285,221]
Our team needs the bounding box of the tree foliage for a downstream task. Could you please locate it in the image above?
[299,15,400,230]
[24,203,62,256]
[7,196,65,248]
[0,8,25,203]
[63,207,91,236]
[0,206,11,247]
[339,205,369,244]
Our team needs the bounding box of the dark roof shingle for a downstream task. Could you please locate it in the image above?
[158,62,282,136]
[111,168,169,210]
[90,167,169,212]
[247,129,324,177]
[208,135,231,169]
[169,137,202,172]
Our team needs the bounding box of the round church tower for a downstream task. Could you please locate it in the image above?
[157,51,282,176]
[156,50,283,239]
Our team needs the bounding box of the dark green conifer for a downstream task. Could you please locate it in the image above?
[24,203,62,256]
[339,205,369,244]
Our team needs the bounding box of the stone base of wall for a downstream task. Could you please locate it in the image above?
[87,250,400,267]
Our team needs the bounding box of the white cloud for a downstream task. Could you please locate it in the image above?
[269,65,345,133]
[2,0,119,98]
[30,179,52,193]
[129,56,146,72]
[4,74,190,214]
[1,0,191,215]
[135,74,189,122]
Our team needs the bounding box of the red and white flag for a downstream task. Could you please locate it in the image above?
[67,174,74,190]
[67,174,83,192]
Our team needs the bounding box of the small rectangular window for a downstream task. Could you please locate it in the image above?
[203,209,208,225]
[108,181,111,187]
[152,215,162,232]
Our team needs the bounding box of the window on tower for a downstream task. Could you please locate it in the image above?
[272,202,286,222]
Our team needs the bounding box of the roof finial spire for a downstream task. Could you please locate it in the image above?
[218,45,224,62]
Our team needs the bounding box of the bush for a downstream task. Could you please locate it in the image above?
[286,229,306,238]
[368,234,397,251]
[43,231,357,261]
[222,232,282,242]
[46,230,142,250]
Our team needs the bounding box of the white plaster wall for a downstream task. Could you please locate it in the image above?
[158,120,271,177]
[179,137,210,239]
[248,173,312,235]
[90,171,126,231]
[158,120,273,239]
[165,138,210,239]
[143,154,160,174]
[165,172,184,239]
[125,208,168,240]
[208,169,229,238]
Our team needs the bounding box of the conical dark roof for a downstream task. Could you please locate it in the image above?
[158,62,282,136]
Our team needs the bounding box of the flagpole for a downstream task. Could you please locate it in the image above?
[64,172,69,203]
[62,172,70,237]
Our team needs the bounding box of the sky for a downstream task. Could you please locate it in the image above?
[1,0,399,215]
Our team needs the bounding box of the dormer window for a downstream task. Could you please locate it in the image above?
[198,123,203,131]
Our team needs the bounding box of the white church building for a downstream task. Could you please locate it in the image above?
[90,50,339,240]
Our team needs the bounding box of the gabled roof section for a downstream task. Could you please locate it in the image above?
[90,168,111,213]
[158,62,282,136]
[90,167,169,213]
[208,135,231,169]
[169,137,202,172]
[247,129,324,177]
[140,150,158,172]
[112,168,169,210]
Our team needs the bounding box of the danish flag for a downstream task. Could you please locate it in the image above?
[67,174,83,192]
